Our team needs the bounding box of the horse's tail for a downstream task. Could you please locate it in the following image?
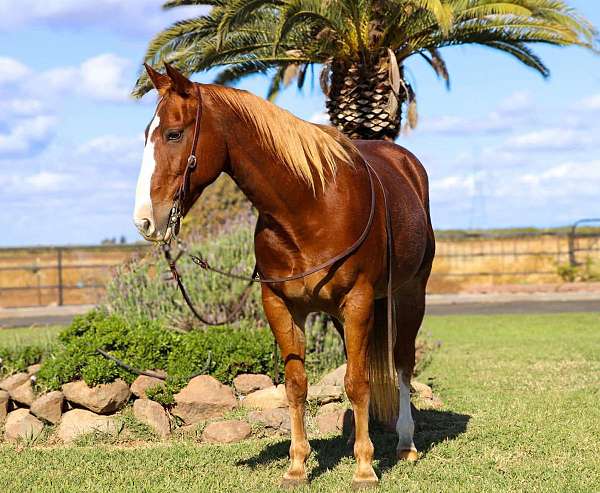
[368,298,398,426]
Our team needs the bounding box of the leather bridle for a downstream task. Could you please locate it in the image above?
[166,84,204,239]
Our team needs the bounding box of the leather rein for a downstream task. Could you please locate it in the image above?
[162,83,394,333]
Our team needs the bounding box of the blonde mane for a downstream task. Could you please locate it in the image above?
[203,85,359,191]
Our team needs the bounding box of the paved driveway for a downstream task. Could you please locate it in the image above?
[1,293,598,328]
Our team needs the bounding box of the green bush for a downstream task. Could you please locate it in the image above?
[37,310,278,397]
[104,226,265,331]
[557,257,600,282]
[0,345,46,376]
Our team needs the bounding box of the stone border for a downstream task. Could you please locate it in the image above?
[1,364,442,445]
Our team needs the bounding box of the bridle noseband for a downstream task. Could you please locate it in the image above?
[167,84,203,239]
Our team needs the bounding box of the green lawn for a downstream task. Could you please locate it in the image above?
[1,313,599,492]
[0,325,62,352]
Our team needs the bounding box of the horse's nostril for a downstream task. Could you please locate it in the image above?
[135,218,153,235]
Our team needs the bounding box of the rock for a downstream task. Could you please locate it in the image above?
[316,412,340,435]
[0,372,30,392]
[133,399,170,438]
[202,420,252,444]
[62,379,131,414]
[0,390,10,422]
[417,394,444,410]
[27,363,42,375]
[248,408,291,433]
[242,384,288,410]
[315,404,349,435]
[233,374,274,395]
[9,379,35,406]
[411,380,433,400]
[30,391,64,424]
[411,380,443,410]
[316,404,354,435]
[319,364,347,387]
[4,409,44,442]
[318,402,342,414]
[172,375,237,425]
[57,409,119,443]
[307,384,343,404]
[130,375,165,399]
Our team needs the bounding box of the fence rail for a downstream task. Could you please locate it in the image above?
[430,221,600,292]
[0,244,150,308]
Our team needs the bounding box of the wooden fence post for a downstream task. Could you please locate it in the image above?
[57,248,64,306]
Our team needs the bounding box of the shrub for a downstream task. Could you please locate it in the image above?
[37,309,278,394]
[0,345,46,375]
[104,226,265,331]
[557,257,600,282]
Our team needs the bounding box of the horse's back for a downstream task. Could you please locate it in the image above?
[354,139,435,278]
[354,140,431,217]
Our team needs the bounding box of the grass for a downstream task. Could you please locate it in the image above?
[0,325,62,351]
[1,313,599,492]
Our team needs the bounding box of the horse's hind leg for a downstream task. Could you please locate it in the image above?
[261,286,310,486]
[394,281,427,462]
[342,285,379,488]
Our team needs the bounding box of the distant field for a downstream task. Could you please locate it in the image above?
[1,313,598,492]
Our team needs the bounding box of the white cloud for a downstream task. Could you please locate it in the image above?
[0,115,57,157]
[497,91,533,114]
[0,0,205,37]
[34,54,133,102]
[507,128,593,151]
[25,171,71,192]
[579,93,600,111]
[310,112,330,125]
[0,53,135,158]
[419,91,538,137]
[519,161,600,189]
[76,134,143,167]
[0,57,30,84]
[430,175,476,194]
[0,97,46,117]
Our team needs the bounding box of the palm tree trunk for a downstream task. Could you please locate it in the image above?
[327,55,404,141]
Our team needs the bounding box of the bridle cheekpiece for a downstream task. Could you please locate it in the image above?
[166,84,203,243]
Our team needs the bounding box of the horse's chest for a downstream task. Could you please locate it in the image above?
[277,274,337,305]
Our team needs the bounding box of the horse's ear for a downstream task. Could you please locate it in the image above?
[144,63,170,96]
[164,63,194,96]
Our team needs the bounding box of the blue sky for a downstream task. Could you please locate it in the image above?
[0,1,599,247]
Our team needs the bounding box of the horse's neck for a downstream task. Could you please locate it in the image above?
[223,119,320,220]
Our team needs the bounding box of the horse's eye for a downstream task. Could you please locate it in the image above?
[167,130,183,142]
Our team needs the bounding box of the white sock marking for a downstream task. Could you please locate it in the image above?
[396,374,416,451]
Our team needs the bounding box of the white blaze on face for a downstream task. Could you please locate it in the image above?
[134,115,160,237]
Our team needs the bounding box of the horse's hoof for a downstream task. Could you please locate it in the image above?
[351,478,379,490]
[397,448,419,462]
[280,477,308,489]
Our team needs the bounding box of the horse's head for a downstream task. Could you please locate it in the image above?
[133,64,227,242]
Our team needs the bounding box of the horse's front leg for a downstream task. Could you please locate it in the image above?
[261,286,310,486]
[343,286,378,488]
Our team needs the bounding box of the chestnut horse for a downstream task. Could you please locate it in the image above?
[134,64,435,488]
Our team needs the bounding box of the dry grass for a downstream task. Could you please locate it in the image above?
[429,234,600,293]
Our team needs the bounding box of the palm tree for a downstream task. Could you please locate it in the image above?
[133,0,597,141]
